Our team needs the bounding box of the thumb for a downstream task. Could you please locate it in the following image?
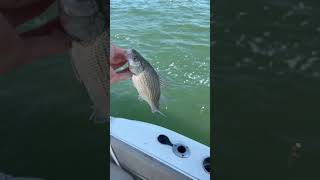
[115,68,133,80]
[110,67,132,84]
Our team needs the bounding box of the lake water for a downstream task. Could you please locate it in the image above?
[0,0,210,179]
[215,0,320,179]
[111,0,211,145]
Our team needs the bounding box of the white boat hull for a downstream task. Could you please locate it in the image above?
[110,117,210,180]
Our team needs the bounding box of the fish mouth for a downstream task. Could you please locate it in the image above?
[60,0,99,17]
[125,49,141,75]
[125,49,139,66]
[59,0,106,41]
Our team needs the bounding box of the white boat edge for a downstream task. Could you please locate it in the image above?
[110,116,211,180]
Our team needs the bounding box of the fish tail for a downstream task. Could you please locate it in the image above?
[89,107,107,123]
[94,113,107,124]
[152,109,167,118]
[89,111,96,121]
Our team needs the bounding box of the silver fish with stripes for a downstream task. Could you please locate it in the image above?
[59,0,109,123]
[70,31,109,123]
[126,49,165,117]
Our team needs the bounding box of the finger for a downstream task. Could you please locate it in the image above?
[116,67,132,74]
[109,66,117,77]
[111,60,127,69]
[112,52,127,63]
[0,0,45,8]
[19,17,64,37]
[114,72,132,82]
[116,71,132,81]
[0,13,27,74]
[21,29,72,60]
[110,68,132,84]
[110,45,128,64]
[1,0,55,27]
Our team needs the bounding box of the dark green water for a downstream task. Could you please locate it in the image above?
[5,0,320,179]
[111,0,210,145]
[215,0,320,179]
[0,3,107,180]
[0,0,210,179]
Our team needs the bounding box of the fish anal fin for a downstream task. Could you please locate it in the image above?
[138,95,144,102]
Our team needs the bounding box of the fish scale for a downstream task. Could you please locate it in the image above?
[70,31,109,123]
[133,72,160,111]
[128,49,165,116]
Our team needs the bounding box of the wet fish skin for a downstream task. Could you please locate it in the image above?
[59,0,106,42]
[70,31,109,123]
[60,0,109,123]
[126,49,165,116]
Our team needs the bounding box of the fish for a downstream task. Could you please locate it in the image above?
[70,31,109,123]
[60,0,109,123]
[126,49,166,117]
[59,0,106,42]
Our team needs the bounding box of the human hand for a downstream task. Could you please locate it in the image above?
[110,44,132,85]
[0,0,71,74]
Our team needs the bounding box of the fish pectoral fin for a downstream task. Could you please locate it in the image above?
[138,95,144,102]
[152,109,167,118]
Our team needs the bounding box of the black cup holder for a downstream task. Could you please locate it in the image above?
[173,143,190,158]
[177,145,186,153]
[202,157,210,173]
[157,135,190,158]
